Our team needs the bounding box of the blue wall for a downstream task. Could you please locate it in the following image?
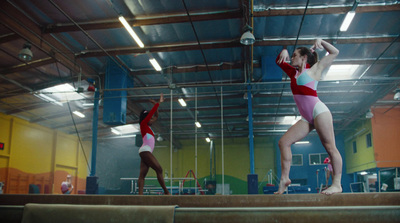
[275,133,352,193]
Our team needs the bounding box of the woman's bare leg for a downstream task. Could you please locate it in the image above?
[138,159,149,195]
[314,112,342,195]
[140,152,170,195]
[275,120,313,194]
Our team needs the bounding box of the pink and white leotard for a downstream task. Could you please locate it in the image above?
[138,103,159,153]
[276,53,329,125]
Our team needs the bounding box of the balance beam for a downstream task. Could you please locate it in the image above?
[1,193,399,207]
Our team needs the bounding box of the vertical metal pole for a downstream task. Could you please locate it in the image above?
[248,85,255,174]
[170,90,173,192]
[221,86,224,194]
[195,88,198,195]
[377,168,381,192]
[90,90,99,176]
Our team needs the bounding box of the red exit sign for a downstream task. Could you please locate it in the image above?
[0,143,4,150]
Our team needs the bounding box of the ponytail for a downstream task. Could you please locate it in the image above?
[297,47,318,67]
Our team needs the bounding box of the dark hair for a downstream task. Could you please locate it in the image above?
[297,47,319,67]
[139,110,148,124]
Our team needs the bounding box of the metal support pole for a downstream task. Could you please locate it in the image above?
[248,84,255,174]
[195,88,198,195]
[90,90,99,177]
[170,89,173,192]
[221,86,224,194]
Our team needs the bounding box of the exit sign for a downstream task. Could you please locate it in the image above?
[0,143,4,150]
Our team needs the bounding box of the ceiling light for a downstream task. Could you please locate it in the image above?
[118,16,144,48]
[157,135,163,142]
[295,141,310,144]
[82,103,94,107]
[73,111,85,118]
[240,30,255,45]
[340,11,355,32]
[339,0,359,32]
[149,58,162,71]
[394,88,400,100]
[18,42,33,61]
[178,98,187,107]
[360,171,368,175]
[365,109,373,119]
[205,137,211,143]
[195,121,201,128]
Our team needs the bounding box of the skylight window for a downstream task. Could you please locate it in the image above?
[324,65,359,81]
[282,116,301,125]
[111,124,140,135]
[35,83,84,106]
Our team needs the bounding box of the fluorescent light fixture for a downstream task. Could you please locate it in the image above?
[42,83,85,102]
[149,58,162,71]
[324,64,359,80]
[195,121,201,128]
[118,16,144,48]
[178,98,187,107]
[360,171,368,175]
[82,103,94,107]
[111,124,140,135]
[205,137,211,143]
[73,111,85,118]
[340,11,356,32]
[295,141,310,144]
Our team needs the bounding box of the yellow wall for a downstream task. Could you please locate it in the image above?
[0,112,91,194]
[149,136,276,194]
[345,120,376,173]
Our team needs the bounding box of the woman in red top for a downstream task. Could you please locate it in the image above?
[138,93,170,195]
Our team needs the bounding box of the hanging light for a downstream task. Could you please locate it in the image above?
[205,137,211,143]
[240,25,255,45]
[18,42,33,61]
[365,109,373,119]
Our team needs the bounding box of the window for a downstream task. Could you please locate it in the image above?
[353,141,357,153]
[366,133,372,148]
[309,153,329,165]
[292,154,303,166]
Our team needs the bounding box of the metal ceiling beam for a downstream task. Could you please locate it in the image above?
[76,36,399,58]
[43,10,243,33]
[0,33,19,44]
[40,5,400,33]
[254,4,400,16]
[0,2,97,78]
[0,57,56,75]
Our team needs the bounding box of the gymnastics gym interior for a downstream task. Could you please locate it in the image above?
[0,0,399,222]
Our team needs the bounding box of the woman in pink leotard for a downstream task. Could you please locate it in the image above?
[137,93,170,195]
[274,39,342,195]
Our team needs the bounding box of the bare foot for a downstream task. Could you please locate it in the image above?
[274,179,291,194]
[321,185,342,195]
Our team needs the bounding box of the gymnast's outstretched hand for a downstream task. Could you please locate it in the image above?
[277,49,289,64]
[159,93,164,103]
